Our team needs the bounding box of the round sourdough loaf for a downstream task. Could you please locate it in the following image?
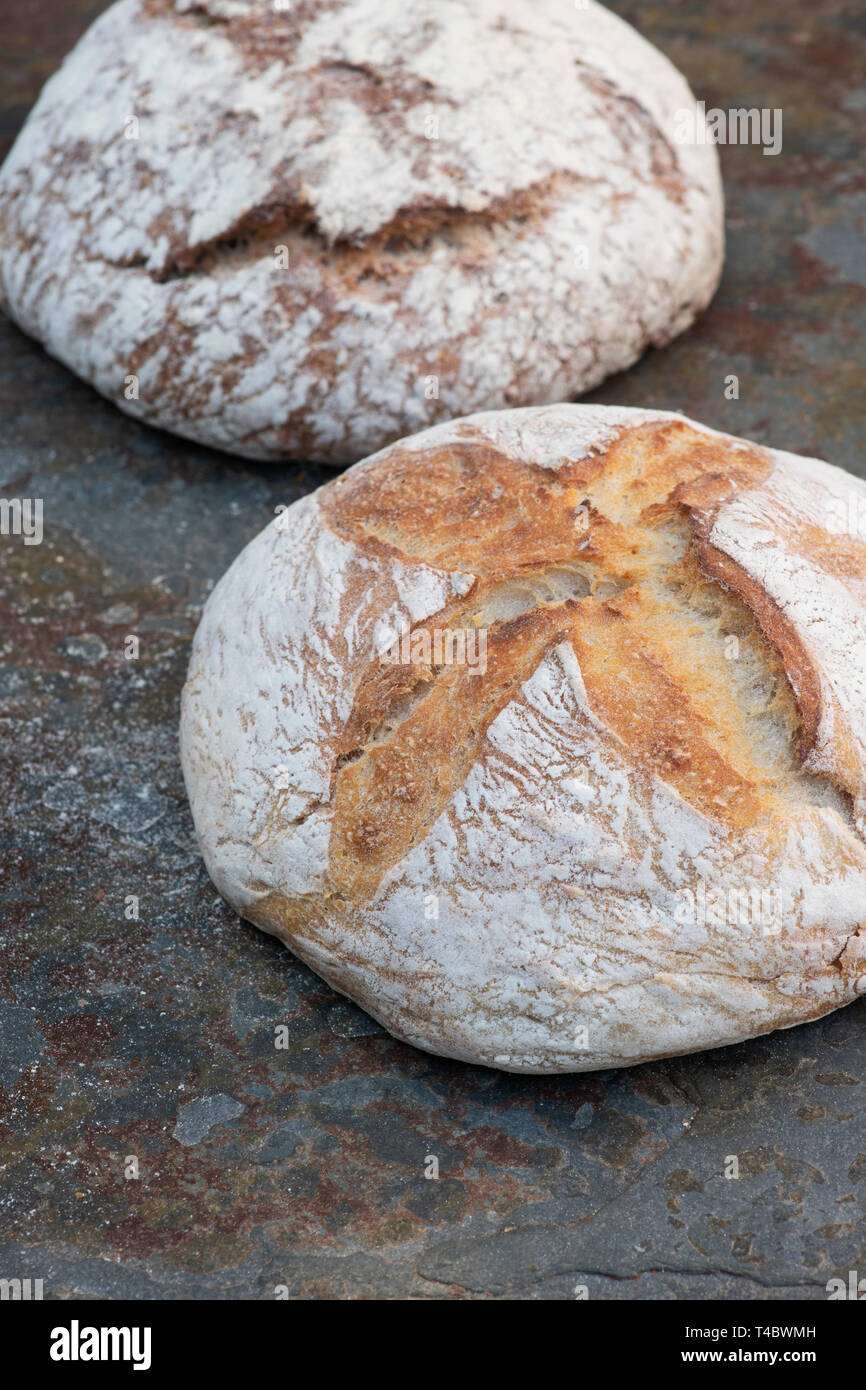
[180,405,866,1072]
[0,0,722,463]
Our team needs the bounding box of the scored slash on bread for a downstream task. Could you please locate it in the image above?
[181,406,866,1072]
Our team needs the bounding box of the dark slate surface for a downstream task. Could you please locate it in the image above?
[1,0,864,1300]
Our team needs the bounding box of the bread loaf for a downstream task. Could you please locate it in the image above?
[180,405,866,1072]
[0,0,722,463]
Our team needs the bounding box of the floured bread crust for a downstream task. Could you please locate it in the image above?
[0,0,722,463]
[180,405,866,1071]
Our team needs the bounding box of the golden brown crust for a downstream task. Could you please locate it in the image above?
[568,596,762,832]
[314,419,847,900]
[677,471,826,767]
[321,441,607,573]
[329,602,582,898]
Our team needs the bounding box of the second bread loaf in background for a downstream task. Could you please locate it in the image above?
[0,0,723,463]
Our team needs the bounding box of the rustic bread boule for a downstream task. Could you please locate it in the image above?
[180,405,866,1073]
[0,0,723,463]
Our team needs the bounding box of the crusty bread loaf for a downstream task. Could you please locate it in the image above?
[0,0,722,463]
[180,405,866,1072]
